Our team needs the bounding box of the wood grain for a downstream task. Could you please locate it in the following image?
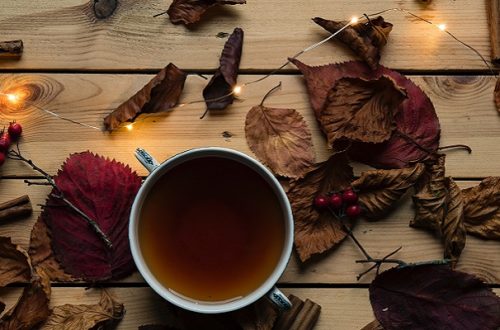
[0,179,498,284]
[0,287,498,330]
[0,74,498,178]
[0,0,491,71]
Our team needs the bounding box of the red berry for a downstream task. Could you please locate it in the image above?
[346,204,362,219]
[0,133,11,152]
[8,122,22,140]
[329,193,343,209]
[314,195,329,209]
[0,153,5,166]
[342,189,358,205]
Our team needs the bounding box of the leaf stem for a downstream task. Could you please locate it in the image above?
[437,144,472,153]
[8,145,113,249]
[260,82,282,106]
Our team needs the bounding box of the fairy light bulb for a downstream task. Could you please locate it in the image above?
[350,16,359,24]
[125,123,134,131]
[438,23,446,31]
[6,93,19,104]
[233,85,243,95]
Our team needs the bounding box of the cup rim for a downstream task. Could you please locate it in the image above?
[129,147,294,314]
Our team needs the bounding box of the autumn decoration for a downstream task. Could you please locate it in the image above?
[165,0,246,26]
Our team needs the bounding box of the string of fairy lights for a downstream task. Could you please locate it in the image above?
[0,7,496,132]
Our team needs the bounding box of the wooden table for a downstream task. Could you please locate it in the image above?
[0,1,499,328]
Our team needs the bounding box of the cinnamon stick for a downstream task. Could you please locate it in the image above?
[274,295,321,330]
[361,319,385,330]
[0,195,32,222]
[488,0,500,64]
[0,40,23,58]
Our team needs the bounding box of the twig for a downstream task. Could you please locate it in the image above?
[8,145,112,249]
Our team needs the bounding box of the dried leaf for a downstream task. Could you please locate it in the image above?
[369,264,500,330]
[167,0,246,25]
[41,290,124,330]
[103,63,187,131]
[352,163,425,219]
[203,28,243,112]
[0,302,4,315]
[495,77,500,113]
[291,59,440,168]
[0,270,51,330]
[321,76,406,148]
[411,156,466,265]
[462,177,500,240]
[313,16,393,70]
[245,105,315,178]
[287,153,354,262]
[29,216,75,282]
[0,237,31,287]
[44,152,142,281]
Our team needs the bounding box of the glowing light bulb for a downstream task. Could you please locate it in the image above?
[438,24,446,31]
[126,123,134,131]
[233,85,242,95]
[350,16,359,24]
[6,93,19,103]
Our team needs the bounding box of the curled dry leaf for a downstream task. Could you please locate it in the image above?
[411,155,466,265]
[167,0,246,25]
[203,28,243,113]
[43,152,142,281]
[369,264,500,330]
[321,76,406,148]
[245,104,315,179]
[313,16,393,70]
[41,290,124,330]
[29,216,74,282]
[352,163,425,219]
[103,63,187,131]
[462,177,500,240]
[287,153,354,262]
[290,59,440,168]
[0,236,31,287]
[0,269,51,330]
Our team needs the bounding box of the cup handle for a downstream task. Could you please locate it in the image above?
[267,286,292,311]
[135,148,160,173]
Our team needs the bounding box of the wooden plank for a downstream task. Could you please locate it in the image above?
[0,74,498,178]
[0,0,491,71]
[1,179,498,284]
[0,287,498,329]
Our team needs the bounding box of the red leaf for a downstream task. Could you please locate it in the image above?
[203,28,243,112]
[167,0,246,25]
[370,265,500,330]
[290,59,440,168]
[43,152,142,281]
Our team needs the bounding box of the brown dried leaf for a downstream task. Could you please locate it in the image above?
[0,236,31,287]
[288,153,354,262]
[245,105,315,179]
[321,76,406,148]
[103,63,187,131]
[28,216,75,282]
[0,269,51,330]
[203,28,243,112]
[411,156,466,265]
[352,163,425,219]
[41,290,124,330]
[495,77,500,113]
[167,0,246,25]
[462,177,500,240]
[313,16,393,70]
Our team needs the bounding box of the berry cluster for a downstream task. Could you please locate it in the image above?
[313,187,362,219]
[0,122,23,166]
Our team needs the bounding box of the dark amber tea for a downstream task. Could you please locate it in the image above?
[139,156,285,302]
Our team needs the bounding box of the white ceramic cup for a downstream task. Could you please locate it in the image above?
[129,147,294,314]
